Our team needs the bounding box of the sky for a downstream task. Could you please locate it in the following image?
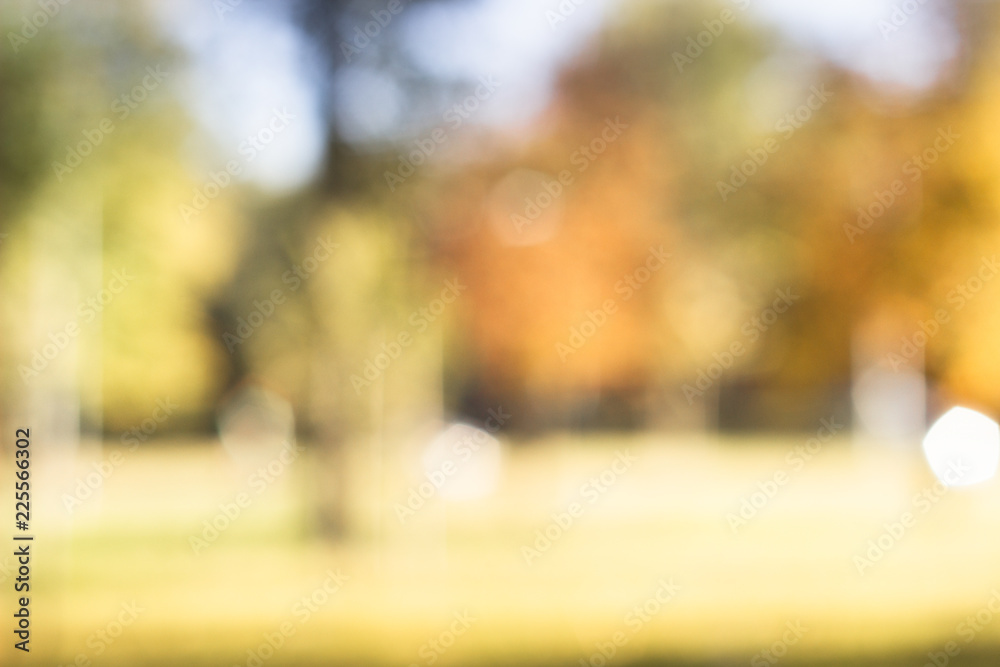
[148,0,959,192]
[749,0,957,90]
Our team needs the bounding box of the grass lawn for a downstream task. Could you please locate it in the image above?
[9,432,1000,666]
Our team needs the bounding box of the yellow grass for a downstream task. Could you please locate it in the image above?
[8,433,1000,666]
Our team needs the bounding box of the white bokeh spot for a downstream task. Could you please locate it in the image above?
[422,423,503,501]
[922,407,1000,487]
